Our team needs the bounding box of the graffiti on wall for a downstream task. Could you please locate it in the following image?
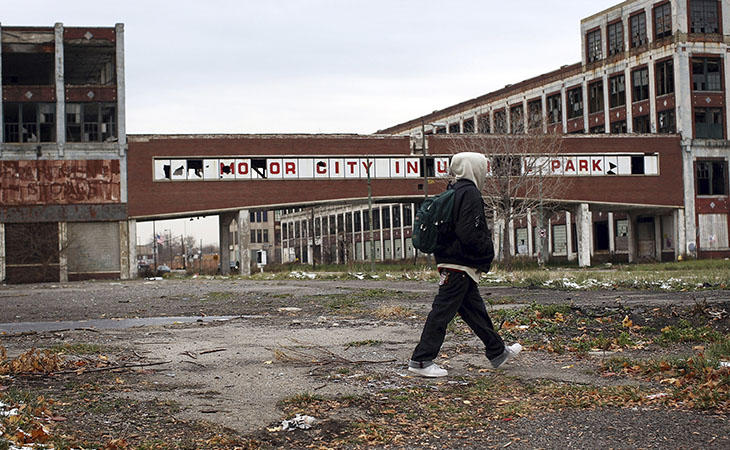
[0,160,121,205]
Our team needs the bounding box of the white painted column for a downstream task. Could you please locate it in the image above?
[115,23,126,158]
[411,203,417,257]
[582,81,589,132]
[681,145,697,253]
[360,209,366,260]
[508,217,515,257]
[561,86,568,134]
[675,52,692,140]
[676,208,686,261]
[385,205,394,259]
[527,212,534,256]
[58,222,68,282]
[547,217,553,260]
[378,207,385,261]
[334,214,340,264]
[648,60,657,133]
[119,221,130,280]
[625,66,634,132]
[522,98,529,133]
[541,92,548,134]
[399,204,406,260]
[603,73,611,133]
[653,216,662,261]
[299,219,305,266]
[54,23,65,157]
[627,212,637,263]
[575,204,591,267]
[0,223,4,283]
[350,210,356,263]
[566,210,575,261]
[608,212,616,254]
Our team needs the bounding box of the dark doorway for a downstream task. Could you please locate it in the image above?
[5,222,60,283]
[594,221,610,251]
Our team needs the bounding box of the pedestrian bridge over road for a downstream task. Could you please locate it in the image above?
[127,134,685,272]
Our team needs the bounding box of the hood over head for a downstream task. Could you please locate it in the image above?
[449,152,488,191]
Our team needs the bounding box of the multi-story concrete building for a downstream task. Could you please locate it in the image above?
[378,0,730,261]
[0,23,134,282]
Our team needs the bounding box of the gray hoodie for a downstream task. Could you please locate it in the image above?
[449,152,488,191]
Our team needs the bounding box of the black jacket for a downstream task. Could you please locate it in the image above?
[434,179,494,272]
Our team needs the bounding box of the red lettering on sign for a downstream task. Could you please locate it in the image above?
[316,161,327,174]
[237,162,248,175]
[221,162,234,175]
[578,159,588,172]
[551,160,561,172]
[285,162,296,175]
[269,162,280,175]
[565,160,576,172]
[406,161,418,174]
[394,161,401,174]
[592,159,602,172]
[436,161,448,174]
[333,161,340,174]
[346,161,357,174]
[362,160,373,173]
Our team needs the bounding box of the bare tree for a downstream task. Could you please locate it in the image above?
[449,111,571,267]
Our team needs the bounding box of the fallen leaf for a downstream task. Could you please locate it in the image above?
[622,315,633,328]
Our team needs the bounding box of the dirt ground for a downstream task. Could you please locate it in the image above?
[1,277,729,449]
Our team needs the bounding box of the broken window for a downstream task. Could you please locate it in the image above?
[448,123,460,133]
[630,12,647,48]
[2,103,55,143]
[586,28,602,62]
[695,107,724,139]
[477,114,491,133]
[697,160,727,195]
[493,110,507,133]
[690,0,719,33]
[589,124,605,134]
[435,125,447,134]
[655,59,674,96]
[404,204,412,226]
[363,211,370,231]
[692,58,722,91]
[528,99,542,131]
[567,87,583,119]
[547,93,562,124]
[510,105,524,134]
[354,212,362,233]
[65,103,117,142]
[462,118,474,133]
[632,67,649,101]
[263,229,269,243]
[64,44,116,86]
[633,115,650,133]
[611,120,627,134]
[588,80,604,114]
[383,208,391,228]
[654,2,672,39]
[657,109,676,133]
[373,209,381,230]
[392,205,401,228]
[607,21,624,56]
[609,74,626,108]
[2,52,54,85]
[492,155,521,177]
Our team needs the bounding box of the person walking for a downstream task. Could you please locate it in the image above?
[409,152,522,377]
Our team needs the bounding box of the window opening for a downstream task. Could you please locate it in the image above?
[630,12,647,48]
[692,58,722,91]
[567,87,583,119]
[607,21,624,55]
[654,3,672,39]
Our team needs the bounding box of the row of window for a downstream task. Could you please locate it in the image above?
[249,211,269,223]
[586,0,719,62]
[437,57,722,138]
[282,205,415,240]
[2,45,115,86]
[250,228,270,244]
[2,102,117,143]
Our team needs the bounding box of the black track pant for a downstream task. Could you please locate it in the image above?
[411,269,505,363]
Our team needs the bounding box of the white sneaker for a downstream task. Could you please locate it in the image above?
[490,343,522,369]
[408,363,448,378]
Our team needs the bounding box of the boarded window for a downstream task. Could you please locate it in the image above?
[698,213,729,249]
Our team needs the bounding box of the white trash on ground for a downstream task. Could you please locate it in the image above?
[280,414,317,431]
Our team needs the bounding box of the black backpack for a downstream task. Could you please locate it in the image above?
[412,188,456,254]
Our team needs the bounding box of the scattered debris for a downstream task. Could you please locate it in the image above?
[280,414,317,431]
[278,307,302,313]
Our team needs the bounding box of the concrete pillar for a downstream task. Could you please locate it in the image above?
[334,214,340,264]
[547,217,553,260]
[676,208,686,261]
[54,23,65,157]
[0,22,3,150]
[603,73,611,133]
[608,212,616,254]
[0,223,5,283]
[411,203,417,257]
[351,210,356,261]
[625,66,634,132]
[561,86,568,134]
[237,210,250,275]
[399,204,406,260]
[219,212,235,274]
[58,222,68,282]
[508,217,515,257]
[299,219,305,265]
[681,145,697,254]
[654,215,663,262]
[582,81,589,133]
[648,59,657,133]
[494,216,505,260]
[378,207,385,261]
[566,210,575,261]
[627,212,637,263]
[119,221,130,280]
[128,219,137,278]
[575,204,591,267]
[389,205,395,260]
[541,91,548,134]
[527,212,534,256]
[115,23,126,158]
[359,209,366,260]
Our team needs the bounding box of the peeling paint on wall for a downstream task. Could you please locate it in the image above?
[0,159,121,205]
